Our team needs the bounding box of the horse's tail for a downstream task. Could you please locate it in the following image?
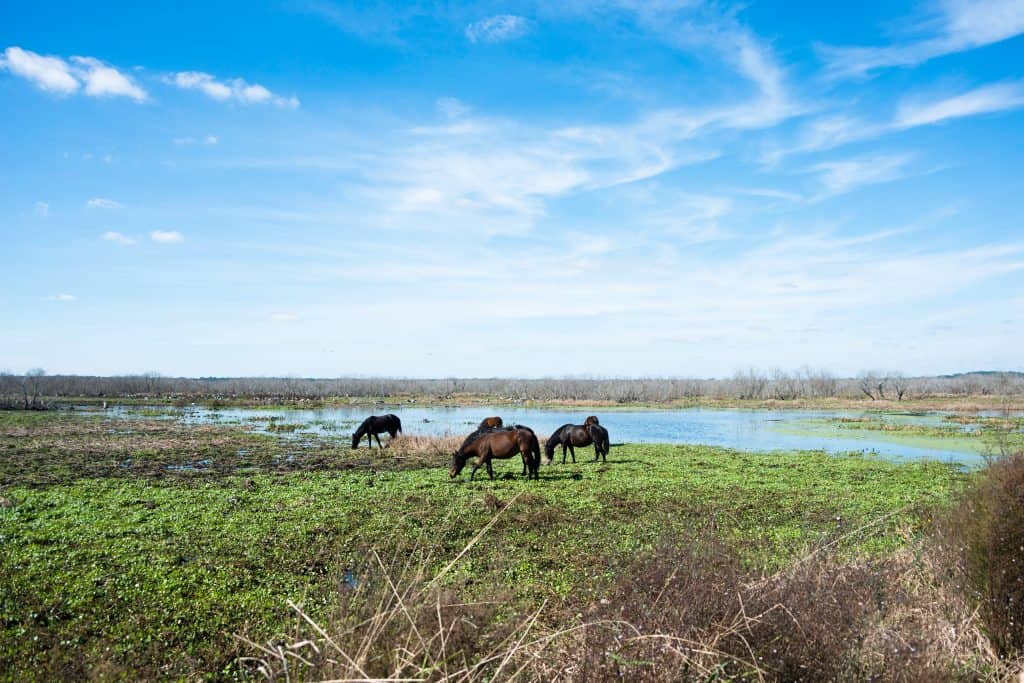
[587,424,610,457]
[531,433,542,470]
[600,426,611,456]
[543,430,560,462]
[395,415,402,433]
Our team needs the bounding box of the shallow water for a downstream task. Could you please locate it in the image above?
[101,404,1009,465]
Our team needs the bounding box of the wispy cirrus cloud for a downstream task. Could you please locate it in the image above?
[150,230,184,243]
[763,80,1024,164]
[894,80,1024,127]
[465,14,530,43]
[167,71,299,108]
[87,197,124,209]
[102,231,135,245]
[48,293,77,302]
[174,134,218,145]
[0,46,147,100]
[818,0,1024,79]
[808,153,914,199]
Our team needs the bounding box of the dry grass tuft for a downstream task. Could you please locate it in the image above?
[933,452,1024,658]
[237,459,1024,682]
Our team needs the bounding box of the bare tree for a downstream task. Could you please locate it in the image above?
[888,372,909,401]
[858,371,885,400]
[733,368,767,400]
[20,368,47,409]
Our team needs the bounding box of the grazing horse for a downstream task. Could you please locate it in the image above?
[351,414,402,450]
[450,427,541,481]
[545,422,611,464]
[478,416,503,429]
[584,415,600,426]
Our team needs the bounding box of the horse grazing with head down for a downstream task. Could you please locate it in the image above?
[450,426,541,481]
[545,421,610,464]
[351,414,402,450]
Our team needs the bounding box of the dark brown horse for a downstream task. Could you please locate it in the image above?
[584,415,600,426]
[545,422,610,464]
[351,414,402,449]
[450,426,541,480]
[478,416,503,429]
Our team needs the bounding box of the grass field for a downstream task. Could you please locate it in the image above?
[0,408,979,680]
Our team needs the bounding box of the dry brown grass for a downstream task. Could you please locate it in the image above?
[933,453,1024,658]
[237,493,1023,683]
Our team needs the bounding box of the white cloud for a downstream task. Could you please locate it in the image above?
[466,14,530,43]
[809,154,913,198]
[819,0,1024,79]
[102,231,135,245]
[436,97,470,119]
[174,134,219,145]
[168,71,299,108]
[0,47,146,100]
[33,201,49,217]
[87,197,124,209]
[894,81,1024,128]
[150,230,184,243]
[69,56,147,101]
[0,46,78,94]
[48,293,76,302]
[764,81,1024,164]
[270,313,299,322]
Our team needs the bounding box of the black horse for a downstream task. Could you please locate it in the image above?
[544,422,610,464]
[351,414,402,449]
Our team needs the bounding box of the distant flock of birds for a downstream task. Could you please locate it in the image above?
[351,414,611,481]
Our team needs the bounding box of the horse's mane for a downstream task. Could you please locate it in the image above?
[458,423,536,455]
[544,424,572,459]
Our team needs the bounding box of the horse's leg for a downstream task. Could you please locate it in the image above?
[470,456,481,481]
[375,433,383,449]
[561,443,567,465]
[486,458,495,480]
[569,443,576,463]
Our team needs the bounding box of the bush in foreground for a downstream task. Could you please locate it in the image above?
[239,482,1023,682]
[935,452,1024,658]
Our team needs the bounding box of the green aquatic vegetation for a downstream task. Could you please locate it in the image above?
[263,422,305,433]
[776,414,1022,457]
[0,411,964,681]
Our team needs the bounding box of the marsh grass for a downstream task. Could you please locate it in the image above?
[240,511,1019,682]
[0,410,986,681]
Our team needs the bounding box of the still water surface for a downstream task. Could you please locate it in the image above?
[107,404,999,464]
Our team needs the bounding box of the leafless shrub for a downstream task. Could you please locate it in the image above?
[4,370,1023,405]
[238,508,1018,682]
[933,452,1024,657]
[733,368,768,400]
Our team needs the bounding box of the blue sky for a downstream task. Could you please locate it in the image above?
[2,0,1022,378]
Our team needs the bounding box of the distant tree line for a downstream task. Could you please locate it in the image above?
[1,368,1022,408]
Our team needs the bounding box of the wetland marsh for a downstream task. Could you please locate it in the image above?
[0,403,1016,680]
